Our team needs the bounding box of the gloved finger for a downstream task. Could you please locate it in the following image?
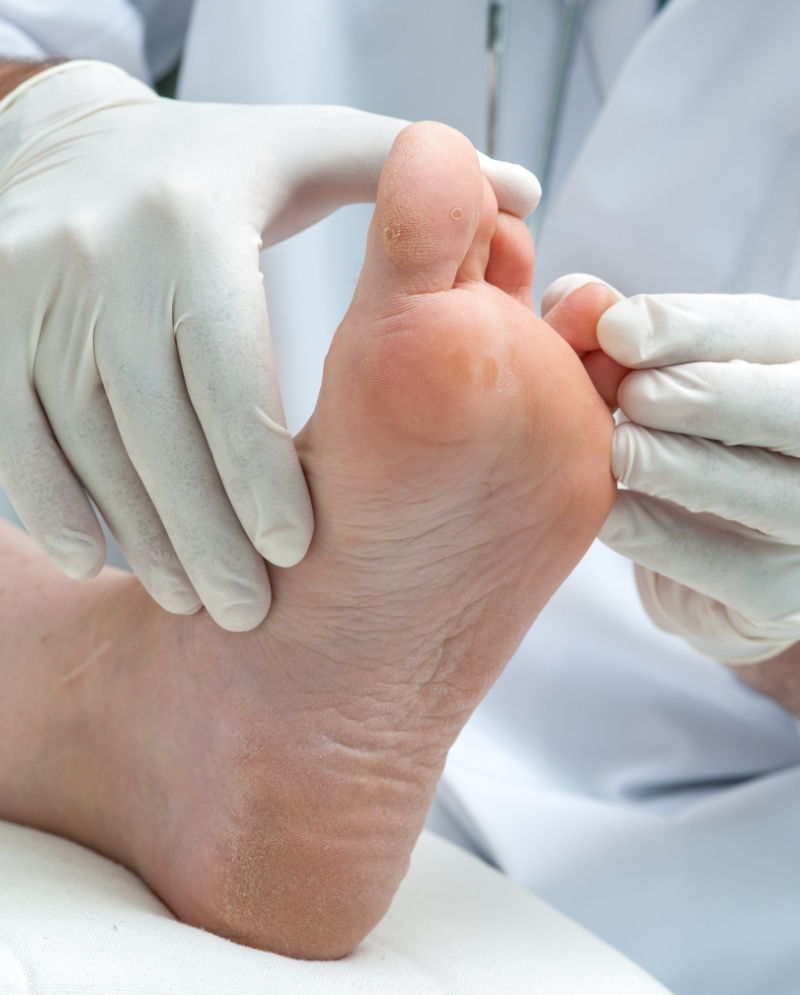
[599,490,800,621]
[254,106,409,245]
[32,341,201,614]
[612,423,800,543]
[173,234,313,568]
[598,293,800,369]
[618,360,800,456]
[0,384,105,579]
[94,298,272,633]
[255,107,542,247]
[634,566,800,665]
[476,152,542,220]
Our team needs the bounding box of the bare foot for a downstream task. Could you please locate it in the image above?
[0,123,614,958]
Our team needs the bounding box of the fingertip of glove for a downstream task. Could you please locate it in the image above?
[477,156,542,219]
[499,164,542,219]
[62,556,105,582]
[156,588,203,617]
[127,557,203,617]
[184,547,274,632]
[597,295,664,367]
[212,593,272,633]
[256,529,313,569]
[203,565,274,632]
[177,601,203,616]
[50,534,106,581]
[253,506,314,569]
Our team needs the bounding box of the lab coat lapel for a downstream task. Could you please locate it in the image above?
[535,0,800,304]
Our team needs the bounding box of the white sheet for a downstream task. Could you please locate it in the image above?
[0,821,669,994]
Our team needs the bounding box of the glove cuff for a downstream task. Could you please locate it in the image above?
[634,565,800,665]
[0,60,156,176]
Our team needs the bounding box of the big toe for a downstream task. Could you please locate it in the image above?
[318,121,514,449]
[360,121,490,299]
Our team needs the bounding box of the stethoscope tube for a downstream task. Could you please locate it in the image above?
[487,0,671,239]
[486,0,506,160]
[531,0,587,238]
[486,0,587,239]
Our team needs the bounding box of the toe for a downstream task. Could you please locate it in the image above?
[542,283,630,408]
[542,282,621,353]
[583,349,631,409]
[453,177,499,286]
[320,120,513,447]
[359,121,486,299]
[483,212,535,309]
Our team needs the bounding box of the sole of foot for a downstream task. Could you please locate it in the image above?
[0,122,615,959]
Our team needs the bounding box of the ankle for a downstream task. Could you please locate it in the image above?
[0,567,159,863]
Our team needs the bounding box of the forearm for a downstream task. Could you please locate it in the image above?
[0,58,65,99]
[0,519,144,842]
[0,518,114,658]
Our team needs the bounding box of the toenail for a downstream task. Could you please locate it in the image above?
[451,208,463,220]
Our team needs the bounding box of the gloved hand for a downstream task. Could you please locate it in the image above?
[551,280,800,665]
[0,60,540,631]
[542,275,800,664]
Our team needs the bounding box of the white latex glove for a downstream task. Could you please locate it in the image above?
[0,61,540,631]
[593,291,800,664]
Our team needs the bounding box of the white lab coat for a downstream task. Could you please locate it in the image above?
[3,2,800,992]
[0,0,191,80]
